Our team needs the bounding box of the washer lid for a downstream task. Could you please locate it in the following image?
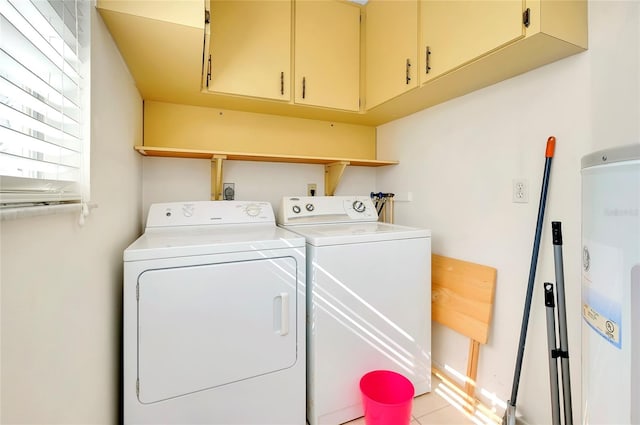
[281,222,430,246]
[124,225,305,261]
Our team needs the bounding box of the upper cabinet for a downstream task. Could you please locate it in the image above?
[365,0,418,110]
[363,0,587,122]
[294,0,361,112]
[419,0,524,83]
[205,0,292,101]
[202,0,361,111]
[97,0,587,126]
[96,0,205,106]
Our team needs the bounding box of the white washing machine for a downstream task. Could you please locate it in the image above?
[123,201,306,424]
[277,196,431,425]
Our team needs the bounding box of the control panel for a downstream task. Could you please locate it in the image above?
[145,201,274,228]
[277,196,378,225]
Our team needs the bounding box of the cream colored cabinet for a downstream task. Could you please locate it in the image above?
[365,0,418,110]
[206,0,291,101]
[294,0,361,111]
[96,0,205,106]
[419,0,524,83]
[99,0,586,126]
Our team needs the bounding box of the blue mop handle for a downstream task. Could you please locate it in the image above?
[508,136,556,408]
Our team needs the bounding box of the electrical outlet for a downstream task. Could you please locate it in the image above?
[307,183,317,196]
[223,183,235,200]
[512,179,528,203]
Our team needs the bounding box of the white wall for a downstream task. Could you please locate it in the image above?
[0,8,143,424]
[376,1,640,424]
[141,158,376,223]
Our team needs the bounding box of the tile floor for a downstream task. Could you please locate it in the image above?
[343,374,501,425]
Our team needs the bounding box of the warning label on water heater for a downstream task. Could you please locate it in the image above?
[583,303,621,348]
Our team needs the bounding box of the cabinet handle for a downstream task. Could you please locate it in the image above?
[426,46,431,74]
[280,71,284,95]
[406,58,411,84]
[523,7,531,27]
[302,77,306,99]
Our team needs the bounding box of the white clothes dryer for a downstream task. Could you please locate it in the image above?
[277,196,431,425]
[123,201,306,424]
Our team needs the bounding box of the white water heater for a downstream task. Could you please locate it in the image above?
[581,144,640,424]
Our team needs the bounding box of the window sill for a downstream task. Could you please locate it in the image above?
[1,202,97,221]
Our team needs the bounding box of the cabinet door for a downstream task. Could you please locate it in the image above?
[365,0,418,110]
[420,0,524,83]
[209,0,291,101]
[294,0,361,111]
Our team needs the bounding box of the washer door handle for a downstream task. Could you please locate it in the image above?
[276,292,289,336]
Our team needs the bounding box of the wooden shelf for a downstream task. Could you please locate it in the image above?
[135,146,397,166]
[135,145,399,198]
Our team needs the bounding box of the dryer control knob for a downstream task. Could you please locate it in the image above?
[292,205,301,214]
[182,204,194,217]
[245,204,262,217]
[305,203,314,212]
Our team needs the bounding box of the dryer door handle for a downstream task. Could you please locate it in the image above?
[277,292,289,336]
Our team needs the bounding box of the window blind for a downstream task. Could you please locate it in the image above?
[0,0,89,206]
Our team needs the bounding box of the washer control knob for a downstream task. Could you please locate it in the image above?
[245,204,262,217]
[352,200,366,213]
[305,203,314,212]
[292,205,301,214]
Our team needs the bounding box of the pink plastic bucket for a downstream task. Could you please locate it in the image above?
[359,370,415,425]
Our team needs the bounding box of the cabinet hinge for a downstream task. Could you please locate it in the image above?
[136,283,139,301]
[523,7,530,27]
[205,10,210,24]
[207,55,212,88]
[136,379,140,396]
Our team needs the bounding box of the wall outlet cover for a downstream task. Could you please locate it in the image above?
[223,183,235,200]
[512,179,528,203]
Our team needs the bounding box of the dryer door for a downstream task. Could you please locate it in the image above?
[137,257,298,403]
